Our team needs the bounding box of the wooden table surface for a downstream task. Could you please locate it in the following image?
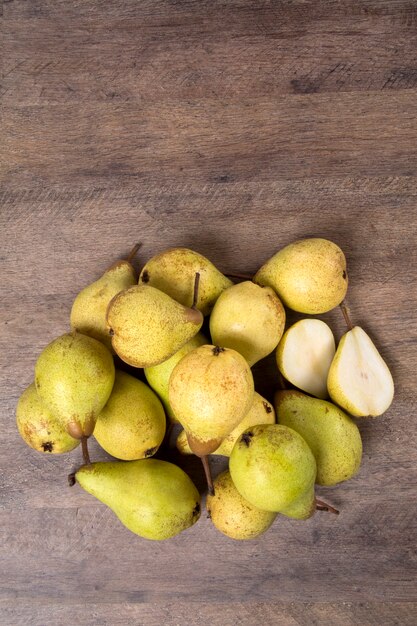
[1,1,417,624]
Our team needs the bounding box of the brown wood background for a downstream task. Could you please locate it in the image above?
[1,1,417,624]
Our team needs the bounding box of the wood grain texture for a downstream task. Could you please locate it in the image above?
[1,1,417,624]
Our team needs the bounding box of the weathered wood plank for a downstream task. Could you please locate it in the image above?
[1,0,416,621]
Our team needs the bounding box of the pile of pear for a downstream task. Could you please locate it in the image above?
[16,238,394,542]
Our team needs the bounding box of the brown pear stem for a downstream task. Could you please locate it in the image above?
[201,455,215,496]
[192,272,201,309]
[316,498,339,515]
[68,472,76,487]
[126,242,141,264]
[225,272,254,281]
[340,301,354,331]
[81,436,91,465]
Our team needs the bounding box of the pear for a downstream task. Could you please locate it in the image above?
[139,248,232,315]
[279,487,316,520]
[144,332,207,424]
[168,345,254,456]
[254,238,347,314]
[229,424,316,512]
[176,392,275,456]
[206,471,277,540]
[76,459,201,540]
[35,332,115,439]
[70,244,139,351]
[275,390,362,486]
[327,326,394,417]
[93,371,166,460]
[106,284,203,368]
[209,281,285,366]
[276,319,335,398]
[16,383,79,453]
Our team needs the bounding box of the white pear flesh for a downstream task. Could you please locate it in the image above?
[327,326,394,417]
[276,319,335,399]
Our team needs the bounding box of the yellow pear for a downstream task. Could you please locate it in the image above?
[70,244,139,350]
[279,487,316,520]
[275,390,362,486]
[176,392,275,456]
[76,459,201,540]
[327,326,394,417]
[168,345,254,456]
[229,424,317,512]
[276,319,335,398]
[94,371,166,460]
[206,471,277,540]
[144,333,207,424]
[139,248,232,315]
[254,238,347,314]
[106,284,203,368]
[16,383,79,454]
[210,281,285,366]
[35,332,115,439]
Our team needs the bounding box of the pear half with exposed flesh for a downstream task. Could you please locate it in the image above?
[327,326,394,417]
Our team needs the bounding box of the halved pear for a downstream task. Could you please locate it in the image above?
[327,326,394,417]
[276,319,335,399]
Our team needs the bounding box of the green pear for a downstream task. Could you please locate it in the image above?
[210,281,285,366]
[254,238,347,314]
[176,392,275,456]
[275,390,362,486]
[327,326,394,417]
[206,471,277,540]
[280,487,316,520]
[16,383,79,453]
[76,459,201,540]
[70,245,139,351]
[276,319,335,398]
[93,371,166,460]
[139,248,232,315]
[106,284,203,368]
[35,332,115,439]
[229,424,316,512]
[144,333,207,423]
[168,345,254,456]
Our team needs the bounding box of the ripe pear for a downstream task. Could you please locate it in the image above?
[168,345,254,456]
[176,392,275,456]
[276,319,335,398]
[210,281,285,366]
[75,459,201,540]
[254,238,347,314]
[139,248,232,315]
[275,390,362,486]
[16,383,79,453]
[229,424,316,512]
[280,487,316,520]
[106,284,203,368]
[327,326,394,417]
[144,332,207,424]
[206,471,277,540]
[35,332,115,439]
[93,371,166,460]
[70,245,139,351]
